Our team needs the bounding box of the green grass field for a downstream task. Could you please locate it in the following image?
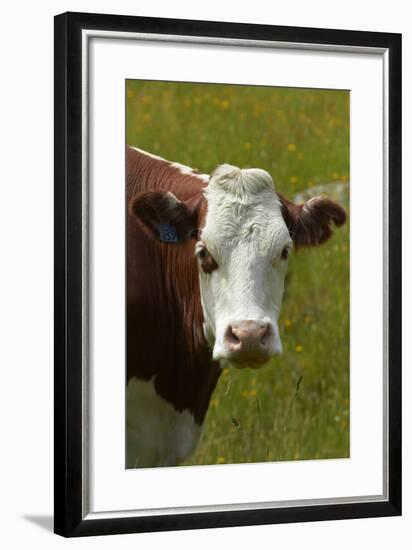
[126,80,350,465]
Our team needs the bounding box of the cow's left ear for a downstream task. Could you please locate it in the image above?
[279,194,346,248]
[129,190,202,243]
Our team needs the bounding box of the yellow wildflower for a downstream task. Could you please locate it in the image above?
[287,143,296,152]
[217,456,225,464]
[220,99,230,111]
[284,319,292,328]
[295,344,303,353]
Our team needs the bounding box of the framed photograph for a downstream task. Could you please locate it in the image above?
[54,11,402,537]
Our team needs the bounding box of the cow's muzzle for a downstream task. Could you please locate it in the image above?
[222,320,280,367]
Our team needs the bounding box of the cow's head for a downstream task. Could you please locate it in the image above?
[130,164,346,369]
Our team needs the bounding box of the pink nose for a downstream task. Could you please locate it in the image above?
[224,320,272,363]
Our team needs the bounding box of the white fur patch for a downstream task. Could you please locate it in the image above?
[208,163,275,198]
[199,164,292,361]
[126,377,202,468]
[171,161,209,182]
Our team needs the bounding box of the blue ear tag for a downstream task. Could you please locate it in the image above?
[157,223,178,243]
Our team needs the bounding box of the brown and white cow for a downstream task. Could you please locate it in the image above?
[126,145,346,468]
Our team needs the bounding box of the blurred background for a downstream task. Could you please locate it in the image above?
[126,80,350,466]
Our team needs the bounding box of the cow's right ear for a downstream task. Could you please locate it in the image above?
[129,190,202,243]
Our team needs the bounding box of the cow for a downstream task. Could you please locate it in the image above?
[126,145,346,468]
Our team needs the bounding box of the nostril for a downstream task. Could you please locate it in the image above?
[225,325,240,346]
[259,323,271,346]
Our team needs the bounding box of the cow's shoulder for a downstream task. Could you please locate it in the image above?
[126,145,209,201]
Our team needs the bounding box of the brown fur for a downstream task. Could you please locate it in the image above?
[129,191,202,242]
[278,193,346,248]
[127,146,220,425]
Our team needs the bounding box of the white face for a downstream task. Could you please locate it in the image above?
[197,164,292,369]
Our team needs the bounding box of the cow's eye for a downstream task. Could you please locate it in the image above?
[197,248,208,260]
[281,246,290,261]
[196,245,218,273]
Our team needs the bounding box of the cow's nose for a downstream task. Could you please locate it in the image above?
[224,320,272,363]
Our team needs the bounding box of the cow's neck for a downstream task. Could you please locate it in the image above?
[126,145,221,467]
[149,245,221,424]
[127,213,221,425]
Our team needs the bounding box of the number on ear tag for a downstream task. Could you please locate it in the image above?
[157,223,178,243]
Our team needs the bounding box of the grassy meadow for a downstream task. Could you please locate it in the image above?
[126,80,350,465]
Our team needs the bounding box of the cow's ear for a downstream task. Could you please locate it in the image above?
[129,190,202,243]
[279,194,346,248]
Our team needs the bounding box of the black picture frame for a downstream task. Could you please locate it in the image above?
[54,11,402,537]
